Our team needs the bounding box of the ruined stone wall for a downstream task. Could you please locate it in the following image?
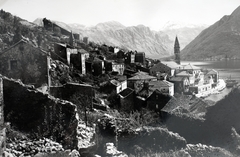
[0,77,6,156]
[3,78,78,149]
[0,41,50,88]
[50,83,94,102]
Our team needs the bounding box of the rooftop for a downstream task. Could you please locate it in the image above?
[149,80,174,89]
[119,88,134,98]
[169,76,187,82]
[78,49,89,54]
[207,69,218,75]
[182,63,201,70]
[150,61,181,71]
[128,71,157,81]
[110,79,121,86]
[176,71,194,77]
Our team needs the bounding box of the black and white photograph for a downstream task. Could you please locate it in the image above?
[0,0,240,156]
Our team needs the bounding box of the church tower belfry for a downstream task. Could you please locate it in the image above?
[69,31,76,47]
[174,36,180,64]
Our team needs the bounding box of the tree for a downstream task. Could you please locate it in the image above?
[54,26,61,37]
[12,26,22,44]
[70,93,92,126]
[37,34,43,47]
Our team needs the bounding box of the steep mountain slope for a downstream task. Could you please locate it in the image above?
[83,24,173,58]
[33,19,174,58]
[33,18,206,59]
[181,5,240,60]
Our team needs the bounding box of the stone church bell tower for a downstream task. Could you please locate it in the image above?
[174,36,181,64]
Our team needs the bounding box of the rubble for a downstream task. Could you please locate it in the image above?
[77,120,96,149]
[105,143,128,157]
[5,137,65,157]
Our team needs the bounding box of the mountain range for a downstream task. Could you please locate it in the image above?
[181,5,240,60]
[33,19,206,59]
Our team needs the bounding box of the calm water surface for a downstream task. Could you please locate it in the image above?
[182,60,240,80]
[182,60,240,102]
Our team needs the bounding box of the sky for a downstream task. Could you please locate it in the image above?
[0,0,239,30]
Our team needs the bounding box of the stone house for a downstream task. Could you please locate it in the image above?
[83,37,89,45]
[104,60,125,75]
[181,63,201,75]
[135,52,145,65]
[110,79,127,94]
[125,51,135,64]
[0,39,51,88]
[70,49,89,74]
[127,71,157,92]
[169,76,190,93]
[137,84,172,112]
[156,72,168,80]
[150,61,181,77]
[176,71,195,85]
[109,46,120,53]
[117,50,125,59]
[52,43,75,65]
[86,58,104,76]
[148,80,174,96]
[206,69,219,83]
[119,88,135,111]
[50,82,95,107]
[92,58,104,76]
[189,83,212,96]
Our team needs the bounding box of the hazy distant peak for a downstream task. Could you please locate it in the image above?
[95,21,126,31]
[161,21,208,30]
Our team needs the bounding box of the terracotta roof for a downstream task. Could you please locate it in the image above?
[169,76,186,82]
[137,81,173,98]
[207,69,218,75]
[161,61,182,69]
[119,88,134,98]
[161,95,208,115]
[149,80,173,90]
[128,71,156,81]
[161,97,181,113]
[182,63,201,70]
[110,79,121,86]
[78,49,89,54]
[176,71,193,77]
[150,61,181,72]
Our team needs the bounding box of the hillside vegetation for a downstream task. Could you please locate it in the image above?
[181,5,240,60]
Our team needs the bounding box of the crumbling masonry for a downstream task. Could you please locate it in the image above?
[3,76,78,149]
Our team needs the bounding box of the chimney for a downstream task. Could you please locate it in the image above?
[143,81,149,90]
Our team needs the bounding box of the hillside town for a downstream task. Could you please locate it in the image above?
[0,11,237,157]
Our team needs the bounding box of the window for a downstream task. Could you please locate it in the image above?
[10,60,18,70]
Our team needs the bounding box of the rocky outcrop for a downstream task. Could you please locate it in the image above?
[77,121,96,151]
[105,143,128,157]
[185,143,233,157]
[5,137,64,156]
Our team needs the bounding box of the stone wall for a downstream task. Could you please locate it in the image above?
[0,40,50,88]
[50,82,94,102]
[0,77,6,156]
[3,77,78,149]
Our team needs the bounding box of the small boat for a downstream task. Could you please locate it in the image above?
[225,75,238,87]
